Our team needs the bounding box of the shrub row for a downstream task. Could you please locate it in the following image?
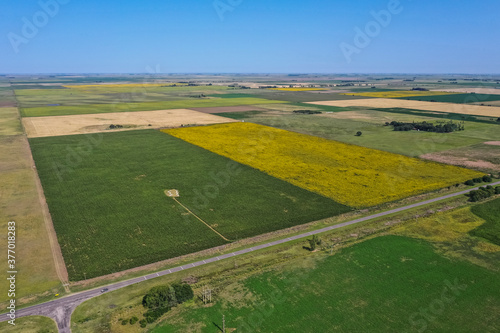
[464,175,493,186]
[466,186,500,202]
[387,120,464,133]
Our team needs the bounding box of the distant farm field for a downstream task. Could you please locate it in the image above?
[15,85,232,108]
[21,98,286,117]
[341,90,460,98]
[270,87,328,91]
[308,99,500,117]
[62,83,188,89]
[164,123,483,207]
[400,93,500,104]
[23,109,235,138]
[30,130,348,280]
[235,109,500,160]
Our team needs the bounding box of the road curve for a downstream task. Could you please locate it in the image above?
[1,181,499,332]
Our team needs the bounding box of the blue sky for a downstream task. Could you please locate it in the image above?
[1,0,499,74]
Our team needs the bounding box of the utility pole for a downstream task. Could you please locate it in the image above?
[202,285,212,305]
[222,314,225,333]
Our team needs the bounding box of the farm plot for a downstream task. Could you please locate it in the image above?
[15,85,232,109]
[164,123,483,207]
[308,99,500,117]
[470,198,500,246]
[341,90,460,98]
[421,143,500,173]
[399,93,500,104]
[270,87,329,91]
[30,130,348,280]
[21,97,286,117]
[432,88,500,95]
[22,108,235,138]
[239,110,500,157]
[153,236,500,333]
[188,105,268,113]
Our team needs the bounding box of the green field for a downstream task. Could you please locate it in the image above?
[470,198,500,245]
[15,85,232,108]
[153,236,500,332]
[213,89,371,103]
[21,97,286,117]
[213,110,266,119]
[400,93,500,104]
[0,316,57,333]
[30,130,349,280]
[371,107,500,125]
[233,109,500,157]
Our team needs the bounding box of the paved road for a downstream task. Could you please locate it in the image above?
[1,182,499,332]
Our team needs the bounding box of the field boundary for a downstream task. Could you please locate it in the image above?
[13,88,70,291]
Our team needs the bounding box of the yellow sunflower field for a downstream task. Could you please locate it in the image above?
[164,123,483,207]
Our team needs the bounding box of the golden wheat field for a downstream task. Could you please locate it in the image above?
[308,99,500,117]
[340,90,460,98]
[164,123,483,207]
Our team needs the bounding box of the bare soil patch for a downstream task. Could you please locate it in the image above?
[189,105,267,113]
[23,109,236,138]
[421,143,500,173]
[308,98,500,117]
[0,101,16,107]
[484,141,500,146]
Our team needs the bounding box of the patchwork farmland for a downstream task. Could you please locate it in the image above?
[2,75,500,333]
[30,130,349,280]
[165,122,483,207]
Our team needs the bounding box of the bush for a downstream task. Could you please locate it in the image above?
[172,283,194,304]
[121,319,128,325]
[465,180,475,186]
[356,131,362,136]
[144,307,169,323]
[141,283,195,324]
[139,319,147,328]
[143,283,194,310]
[483,175,493,182]
[130,316,138,325]
[473,178,483,183]
[467,186,498,202]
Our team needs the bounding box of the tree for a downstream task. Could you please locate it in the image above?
[308,238,316,251]
[167,286,178,308]
[497,117,500,122]
[142,286,169,309]
[308,235,321,251]
[356,131,362,136]
[483,175,492,182]
[172,283,194,303]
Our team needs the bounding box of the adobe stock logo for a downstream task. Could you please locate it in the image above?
[213,0,243,22]
[7,0,71,54]
[340,0,405,63]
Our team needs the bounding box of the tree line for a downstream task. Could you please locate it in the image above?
[386,120,464,133]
